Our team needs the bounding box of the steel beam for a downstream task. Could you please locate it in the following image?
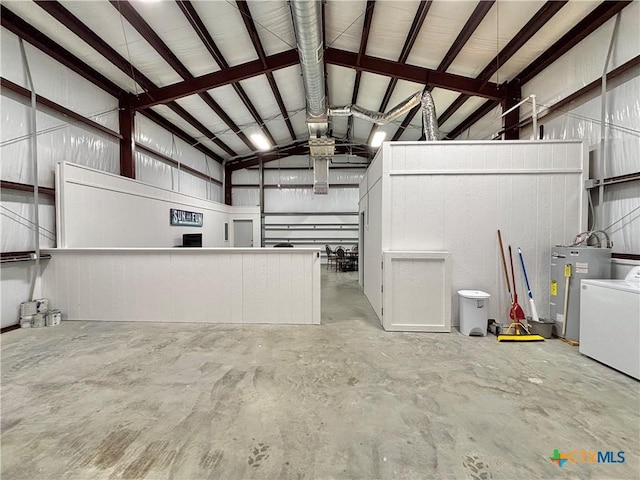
[236,1,296,142]
[111,1,248,152]
[135,143,222,185]
[439,1,567,127]
[176,0,283,145]
[140,109,222,162]
[33,0,226,161]
[1,6,121,97]
[446,100,499,140]
[392,1,495,141]
[516,1,632,85]
[325,48,504,100]
[1,77,121,140]
[119,94,136,178]
[131,50,299,109]
[226,142,370,172]
[502,81,521,140]
[366,1,431,145]
[346,0,376,140]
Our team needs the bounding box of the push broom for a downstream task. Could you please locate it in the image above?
[496,231,543,342]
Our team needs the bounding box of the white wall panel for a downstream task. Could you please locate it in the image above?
[264,188,359,213]
[135,152,174,191]
[40,248,321,325]
[1,28,119,131]
[1,95,119,187]
[364,141,586,327]
[359,151,383,318]
[56,162,259,248]
[603,182,640,254]
[1,190,55,252]
[522,2,640,113]
[232,188,260,207]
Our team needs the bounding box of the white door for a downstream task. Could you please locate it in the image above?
[233,220,253,247]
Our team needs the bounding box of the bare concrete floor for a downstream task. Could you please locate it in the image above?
[1,269,639,480]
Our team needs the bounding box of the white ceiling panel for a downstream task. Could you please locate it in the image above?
[263,117,293,146]
[351,117,373,145]
[447,0,546,79]
[288,108,309,140]
[439,96,498,136]
[190,0,258,67]
[206,84,255,132]
[325,0,366,52]
[171,95,250,155]
[62,0,184,88]
[273,65,306,118]
[490,0,601,83]
[247,0,297,56]
[327,65,356,106]
[2,1,142,93]
[330,117,350,139]
[462,104,503,140]
[406,0,481,70]
[366,1,422,61]
[356,72,391,110]
[128,0,219,77]
[148,105,228,159]
[429,87,465,121]
[238,75,282,125]
[4,0,626,158]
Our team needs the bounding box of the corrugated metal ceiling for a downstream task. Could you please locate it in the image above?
[1,0,627,169]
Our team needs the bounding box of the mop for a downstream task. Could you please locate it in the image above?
[496,233,543,342]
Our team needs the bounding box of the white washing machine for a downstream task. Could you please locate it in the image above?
[579,267,640,380]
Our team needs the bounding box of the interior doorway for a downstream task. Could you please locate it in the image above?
[233,220,253,247]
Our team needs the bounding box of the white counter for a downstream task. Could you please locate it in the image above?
[40,248,321,325]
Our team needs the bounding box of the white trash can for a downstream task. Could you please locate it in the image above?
[458,290,490,336]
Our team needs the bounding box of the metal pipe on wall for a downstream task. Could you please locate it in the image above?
[19,39,40,301]
[598,13,621,230]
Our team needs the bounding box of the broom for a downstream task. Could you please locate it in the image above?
[497,232,543,342]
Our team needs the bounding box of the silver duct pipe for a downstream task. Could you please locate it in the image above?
[421,89,439,141]
[329,89,440,140]
[290,0,326,123]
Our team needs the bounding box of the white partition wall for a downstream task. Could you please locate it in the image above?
[360,140,587,330]
[40,248,321,325]
[56,162,259,248]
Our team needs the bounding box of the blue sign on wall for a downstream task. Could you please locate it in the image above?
[170,208,203,227]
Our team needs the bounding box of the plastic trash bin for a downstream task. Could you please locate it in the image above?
[458,290,490,336]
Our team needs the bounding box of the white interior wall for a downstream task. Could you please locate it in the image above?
[135,115,223,202]
[40,248,320,325]
[56,162,259,249]
[362,141,587,327]
[524,76,640,255]
[359,152,383,319]
[232,162,364,249]
[519,4,640,256]
[1,26,227,327]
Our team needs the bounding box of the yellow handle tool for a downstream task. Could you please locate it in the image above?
[561,264,571,337]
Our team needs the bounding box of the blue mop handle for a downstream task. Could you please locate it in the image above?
[517,247,533,299]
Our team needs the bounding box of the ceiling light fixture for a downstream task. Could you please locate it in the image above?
[251,133,271,151]
[371,131,386,148]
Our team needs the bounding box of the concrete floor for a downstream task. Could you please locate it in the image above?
[1,269,639,480]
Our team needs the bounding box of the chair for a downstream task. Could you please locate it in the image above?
[335,247,353,272]
[325,245,336,270]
